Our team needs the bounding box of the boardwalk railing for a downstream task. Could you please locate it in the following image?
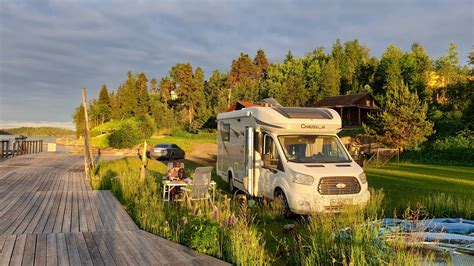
[0,140,43,159]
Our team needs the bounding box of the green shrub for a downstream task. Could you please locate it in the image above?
[134,114,156,139]
[182,216,222,257]
[91,134,110,149]
[109,121,141,148]
[91,120,123,137]
[402,134,474,165]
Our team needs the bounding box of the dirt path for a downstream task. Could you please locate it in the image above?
[186,142,217,166]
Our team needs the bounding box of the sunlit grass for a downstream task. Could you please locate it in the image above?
[365,163,474,218]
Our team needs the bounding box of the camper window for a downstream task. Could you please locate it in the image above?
[278,135,351,163]
[263,134,281,169]
[221,123,230,141]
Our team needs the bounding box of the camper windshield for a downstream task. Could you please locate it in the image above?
[278,135,351,163]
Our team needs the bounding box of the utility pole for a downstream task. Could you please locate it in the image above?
[82,88,94,178]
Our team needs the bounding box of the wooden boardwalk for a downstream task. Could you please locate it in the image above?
[0,153,227,265]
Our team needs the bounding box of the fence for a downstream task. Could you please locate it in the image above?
[364,148,400,168]
[0,140,44,159]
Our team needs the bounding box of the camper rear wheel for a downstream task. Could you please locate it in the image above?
[275,189,293,218]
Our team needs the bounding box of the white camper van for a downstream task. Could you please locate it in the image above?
[216,105,370,215]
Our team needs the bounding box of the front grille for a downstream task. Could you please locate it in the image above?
[318,176,361,195]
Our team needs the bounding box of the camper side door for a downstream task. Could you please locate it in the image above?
[260,133,283,198]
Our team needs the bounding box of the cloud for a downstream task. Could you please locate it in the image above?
[0,0,472,122]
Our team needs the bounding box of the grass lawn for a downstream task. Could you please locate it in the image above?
[365,163,474,216]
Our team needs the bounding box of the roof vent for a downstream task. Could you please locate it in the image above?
[261,98,281,107]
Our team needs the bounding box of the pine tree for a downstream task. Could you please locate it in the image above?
[254,49,269,78]
[159,77,173,104]
[150,78,159,94]
[319,58,341,99]
[98,85,110,106]
[364,81,433,150]
[72,104,85,138]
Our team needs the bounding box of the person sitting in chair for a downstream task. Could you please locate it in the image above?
[165,162,189,200]
[165,161,179,181]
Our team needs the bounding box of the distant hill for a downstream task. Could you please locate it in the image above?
[0,127,76,136]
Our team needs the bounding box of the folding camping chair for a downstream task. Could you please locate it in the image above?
[182,167,213,206]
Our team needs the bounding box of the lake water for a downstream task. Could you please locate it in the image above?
[0,134,58,143]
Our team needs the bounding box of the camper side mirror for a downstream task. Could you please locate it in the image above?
[263,154,277,169]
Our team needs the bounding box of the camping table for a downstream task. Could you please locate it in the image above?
[162,180,217,202]
[162,180,188,201]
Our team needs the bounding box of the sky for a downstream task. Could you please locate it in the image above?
[0,0,473,124]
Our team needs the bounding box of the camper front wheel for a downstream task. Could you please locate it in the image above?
[275,189,293,218]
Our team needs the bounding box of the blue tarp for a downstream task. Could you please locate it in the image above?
[382,218,474,235]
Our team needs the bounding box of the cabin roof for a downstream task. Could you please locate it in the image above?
[225,101,260,112]
[314,93,376,108]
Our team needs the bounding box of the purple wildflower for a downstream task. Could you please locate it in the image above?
[226,212,236,226]
[212,206,219,220]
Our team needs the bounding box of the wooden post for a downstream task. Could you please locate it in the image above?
[358,107,361,126]
[82,88,95,179]
[40,140,43,152]
[140,141,148,182]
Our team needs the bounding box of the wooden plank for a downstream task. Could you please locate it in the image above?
[82,232,104,266]
[101,190,136,231]
[62,191,72,232]
[52,191,67,233]
[85,192,104,231]
[22,234,37,266]
[34,234,47,266]
[0,235,16,265]
[138,230,193,262]
[65,233,81,266]
[33,191,57,234]
[46,233,57,266]
[90,231,117,266]
[102,231,132,265]
[78,191,89,232]
[108,231,149,265]
[95,192,118,231]
[14,192,48,234]
[2,192,40,235]
[0,190,35,232]
[89,192,111,231]
[42,192,62,234]
[70,192,80,233]
[9,234,26,266]
[74,233,93,266]
[56,233,69,265]
[25,191,53,234]
[124,230,169,264]
[82,191,96,232]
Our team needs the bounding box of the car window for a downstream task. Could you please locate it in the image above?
[171,144,179,148]
[155,144,169,148]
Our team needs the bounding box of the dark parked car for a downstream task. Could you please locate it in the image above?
[149,144,185,160]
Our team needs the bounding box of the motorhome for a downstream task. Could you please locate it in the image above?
[216,105,370,215]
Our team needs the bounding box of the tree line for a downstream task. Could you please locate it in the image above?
[73,39,473,150]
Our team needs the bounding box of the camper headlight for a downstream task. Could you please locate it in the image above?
[359,172,367,184]
[292,172,314,185]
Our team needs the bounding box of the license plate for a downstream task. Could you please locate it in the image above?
[330,198,353,206]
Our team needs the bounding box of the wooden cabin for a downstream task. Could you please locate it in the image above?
[314,93,377,128]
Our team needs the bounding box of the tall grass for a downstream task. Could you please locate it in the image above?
[104,168,272,264]
[421,193,473,219]
[297,190,436,265]
[93,158,454,265]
